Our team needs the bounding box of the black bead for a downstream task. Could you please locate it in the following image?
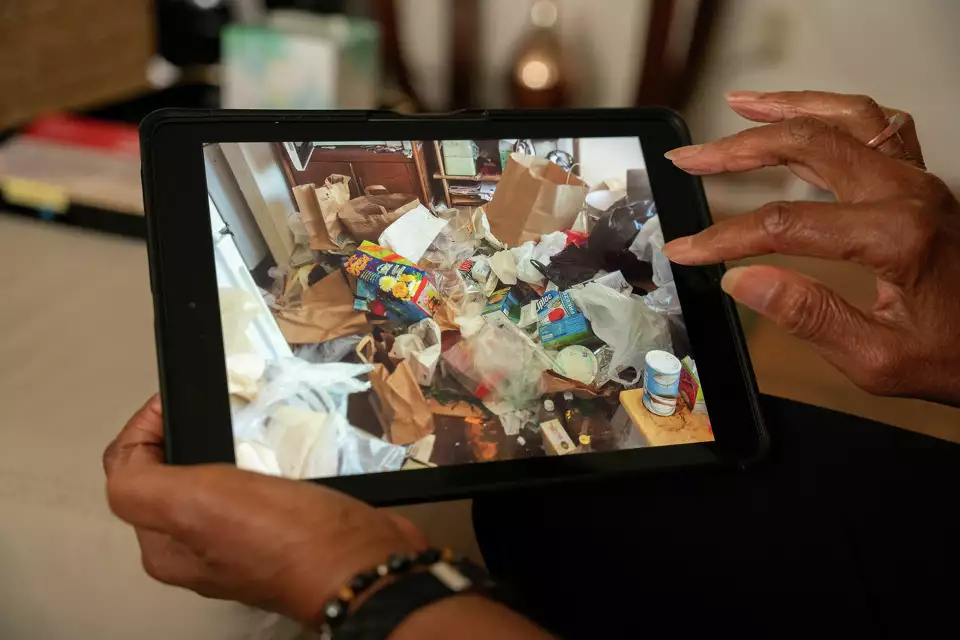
[387,553,413,573]
[349,570,378,594]
[417,548,441,565]
[322,598,348,624]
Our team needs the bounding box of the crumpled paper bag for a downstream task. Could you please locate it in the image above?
[357,336,435,445]
[292,175,353,251]
[484,153,588,245]
[338,194,420,243]
[274,272,370,344]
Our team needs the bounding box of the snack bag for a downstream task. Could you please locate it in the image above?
[344,242,442,321]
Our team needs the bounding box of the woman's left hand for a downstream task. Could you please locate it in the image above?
[663,90,960,407]
[103,395,426,622]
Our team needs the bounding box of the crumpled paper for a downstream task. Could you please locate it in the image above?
[490,249,517,285]
[378,203,449,263]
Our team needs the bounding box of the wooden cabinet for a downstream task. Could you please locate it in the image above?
[286,146,423,201]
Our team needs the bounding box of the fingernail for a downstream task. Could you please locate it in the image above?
[726,90,763,102]
[662,236,693,260]
[721,267,781,312]
[664,145,703,162]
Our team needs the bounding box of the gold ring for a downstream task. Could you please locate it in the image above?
[866,112,906,149]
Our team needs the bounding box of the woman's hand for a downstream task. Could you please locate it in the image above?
[102,395,426,623]
[663,90,960,407]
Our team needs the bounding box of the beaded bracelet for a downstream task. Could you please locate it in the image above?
[319,547,457,633]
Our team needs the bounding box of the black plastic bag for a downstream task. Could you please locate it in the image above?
[531,243,602,289]
[587,200,656,280]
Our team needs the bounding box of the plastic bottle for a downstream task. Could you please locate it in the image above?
[540,398,560,422]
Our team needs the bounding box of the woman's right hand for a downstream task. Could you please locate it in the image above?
[663,90,960,407]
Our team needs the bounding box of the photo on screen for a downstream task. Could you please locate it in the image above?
[202,137,713,479]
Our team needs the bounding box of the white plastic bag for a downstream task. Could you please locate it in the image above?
[472,207,505,249]
[629,214,678,309]
[511,241,539,284]
[232,359,405,478]
[390,318,442,386]
[628,214,661,262]
[338,426,407,477]
[515,232,567,285]
[569,282,672,386]
[218,287,268,400]
[644,280,682,315]
[651,244,674,288]
[490,249,518,285]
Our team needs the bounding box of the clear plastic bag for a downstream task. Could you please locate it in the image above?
[569,282,672,386]
[420,208,478,269]
[644,280,681,315]
[629,214,673,286]
[429,268,486,317]
[652,247,674,288]
[294,334,364,364]
[628,213,661,262]
[338,427,407,476]
[219,287,269,400]
[469,323,550,411]
[390,318,442,386]
[630,214,679,312]
[232,358,405,478]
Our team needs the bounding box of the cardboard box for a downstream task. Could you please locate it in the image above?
[536,290,594,349]
[541,418,576,455]
[679,356,708,414]
[443,156,478,176]
[343,241,442,322]
[482,287,522,324]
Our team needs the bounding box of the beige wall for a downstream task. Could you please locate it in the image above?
[685,0,960,186]
[399,0,650,109]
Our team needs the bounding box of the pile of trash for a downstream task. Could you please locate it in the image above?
[226,157,709,479]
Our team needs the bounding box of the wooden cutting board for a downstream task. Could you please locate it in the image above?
[619,388,713,447]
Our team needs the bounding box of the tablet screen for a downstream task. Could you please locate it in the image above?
[203,137,714,479]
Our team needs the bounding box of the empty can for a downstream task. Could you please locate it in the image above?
[642,350,682,416]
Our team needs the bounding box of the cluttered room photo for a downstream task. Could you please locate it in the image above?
[203,136,714,480]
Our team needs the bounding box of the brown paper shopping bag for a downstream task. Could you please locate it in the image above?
[484,153,589,245]
[292,175,353,251]
[338,194,419,243]
[273,272,370,344]
[356,336,435,445]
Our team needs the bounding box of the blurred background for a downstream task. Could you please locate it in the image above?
[1,1,958,638]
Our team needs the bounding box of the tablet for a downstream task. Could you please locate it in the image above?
[141,108,767,505]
